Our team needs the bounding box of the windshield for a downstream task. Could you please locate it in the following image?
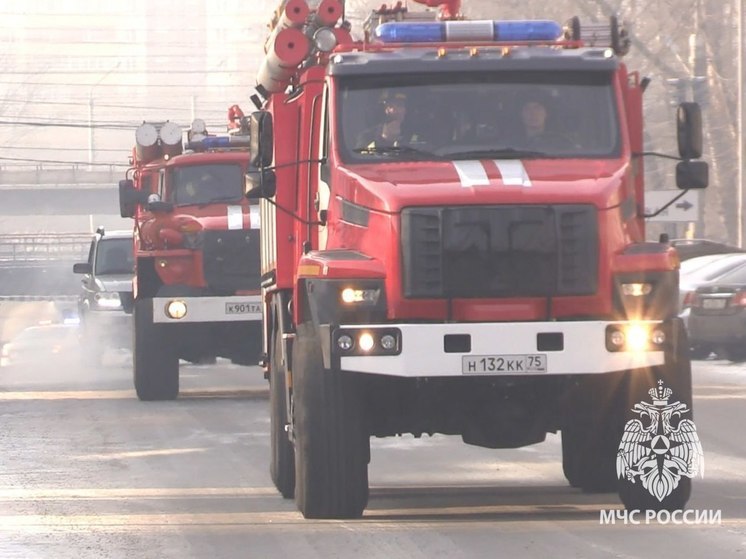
[169,164,244,206]
[337,71,620,163]
[95,238,134,275]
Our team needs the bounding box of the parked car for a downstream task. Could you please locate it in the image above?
[679,252,746,313]
[671,238,745,261]
[0,322,80,367]
[687,261,746,362]
[72,227,134,365]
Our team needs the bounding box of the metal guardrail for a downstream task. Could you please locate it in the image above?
[0,233,90,264]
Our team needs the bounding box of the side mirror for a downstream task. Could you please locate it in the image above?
[677,102,703,159]
[245,168,277,199]
[250,111,274,168]
[73,262,92,274]
[119,179,150,218]
[119,179,138,218]
[676,160,709,189]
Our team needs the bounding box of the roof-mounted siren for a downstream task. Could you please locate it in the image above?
[159,121,183,159]
[188,118,209,143]
[256,27,311,94]
[362,2,437,41]
[564,15,630,56]
[374,19,563,44]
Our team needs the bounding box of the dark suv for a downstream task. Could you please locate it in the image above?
[73,228,134,364]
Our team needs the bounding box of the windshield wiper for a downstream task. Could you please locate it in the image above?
[353,145,443,160]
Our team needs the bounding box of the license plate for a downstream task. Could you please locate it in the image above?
[702,298,727,310]
[225,302,261,314]
[462,354,547,374]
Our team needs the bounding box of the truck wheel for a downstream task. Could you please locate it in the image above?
[133,298,179,401]
[292,322,369,519]
[618,320,694,512]
[561,427,581,488]
[270,331,295,498]
[562,373,627,493]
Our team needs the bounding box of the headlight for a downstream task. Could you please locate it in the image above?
[621,282,653,297]
[165,299,187,319]
[93,292,122,309]
[340,287,381,305]
[605,322,667,352]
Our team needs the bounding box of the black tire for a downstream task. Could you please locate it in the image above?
[270,330,295,499]
[292,323,369,519]
[561,426,582,488]
[133,298,179,401]
[562,373,627,493]
[689,345,712,360]
[724,344,746,363]
[618,319,694,512]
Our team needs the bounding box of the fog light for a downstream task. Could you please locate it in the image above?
[380,334,396,351]
[651,328,666,345]
[609,330,625,348]
[358,332,375,352]
[165,299,187,319]
[337,334,354,351]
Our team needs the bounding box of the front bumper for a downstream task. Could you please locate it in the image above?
[329,320,667,377]
[151,295,261,324]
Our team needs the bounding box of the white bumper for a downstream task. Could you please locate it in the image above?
[338,321,665,377]
[152,295,261,324]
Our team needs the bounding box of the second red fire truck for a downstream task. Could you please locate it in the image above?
[119,113,262,401]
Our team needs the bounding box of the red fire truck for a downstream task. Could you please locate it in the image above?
[247,0,709,518]
[119,114,262,401]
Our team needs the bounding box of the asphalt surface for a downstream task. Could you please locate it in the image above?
[0,320,744,558]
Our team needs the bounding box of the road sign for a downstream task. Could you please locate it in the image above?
[644,190,700,222]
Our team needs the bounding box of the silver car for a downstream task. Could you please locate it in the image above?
[72,228,134,365]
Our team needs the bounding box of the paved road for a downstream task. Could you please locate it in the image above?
[0,328,744,558]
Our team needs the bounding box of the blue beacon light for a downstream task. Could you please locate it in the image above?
[375,20,563,44]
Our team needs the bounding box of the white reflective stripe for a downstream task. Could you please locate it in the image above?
[152,295,261,323]
[249,205,260,229]
[495,160,532,187]
[227,206,243,230]
[339,321,665,377]
[445,20,494,42]
[453,160,489,187]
